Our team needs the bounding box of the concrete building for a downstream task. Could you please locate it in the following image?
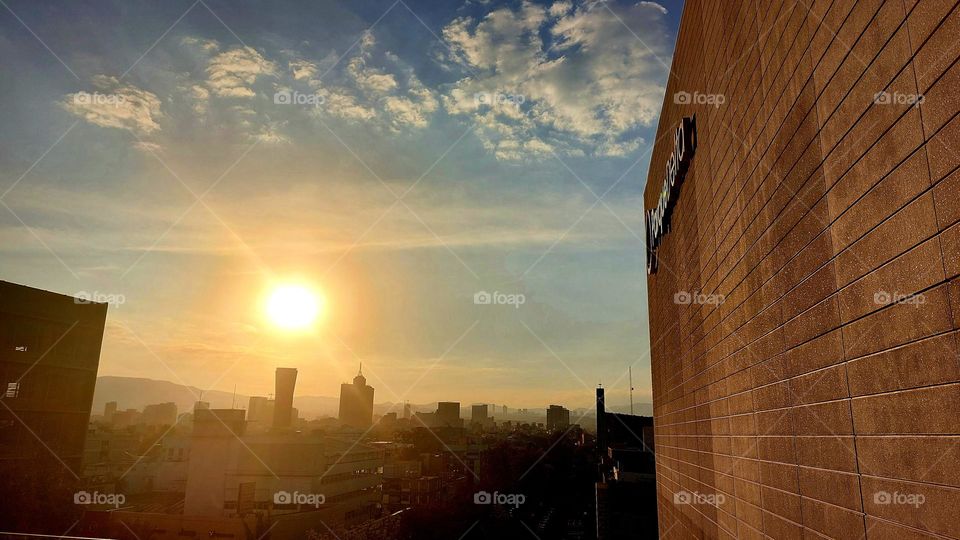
[435,402,462,428]
[646,2,960,538]
[338,365,374,428]
[111,408,141,428]
[183,408,382,529]
[0,281,107,531]
[546,405,570,431]
[82,423,141,489]
[113,432,191,495]
[412,411,436,428]
[142,402,178,426]
[381,460,440,512]
[103,401,117,422]
[247,395,273,430]
[0,281,108,471]
[470,404,488,424]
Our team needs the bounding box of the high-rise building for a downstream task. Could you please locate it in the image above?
[272,367,297,429]
[546,405,570,431]
[142,402,178,426]
[338,364,374,428]
[0,281,107,531]
[402,402,411,419]
[471,404,488,424]
[103,401,117,422]
[435,402,461,428]
[247,395,271,428]
[595,386,605,455]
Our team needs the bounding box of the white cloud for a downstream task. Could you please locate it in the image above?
[549,1,573,17]
[348,56,398,94]
[61,75,163,137]
[289,59,318,81]
[320,89,378,121]
[188,84,210,115]
[383,96,429,128]
[440,0,671,159]
[344,31,402,98]
[133,141,163,153]
[255,121,289,144]
[181,36,220,53]
[205,46,277,98]
[301,31,438,131]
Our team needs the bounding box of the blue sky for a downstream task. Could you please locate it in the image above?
[0,0,683,408]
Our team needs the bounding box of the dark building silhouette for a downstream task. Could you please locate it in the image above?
[103,400,117,422]
[272,367,297,429]
[595,386,606,452]
[247,395,273,429]
[435,401,461,428]
[338,364,374,428]
[595,407,656,539]
[0,280,107,532]
[546,404,570,431]
[470,404,487,424]
[141,401,178,426]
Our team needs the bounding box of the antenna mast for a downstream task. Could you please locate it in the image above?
[629,367,634,415]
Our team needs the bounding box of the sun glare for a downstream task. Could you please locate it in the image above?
[266,284,323,330]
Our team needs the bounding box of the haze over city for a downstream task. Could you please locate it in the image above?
[1,0,684,408]
[6,0,956,538]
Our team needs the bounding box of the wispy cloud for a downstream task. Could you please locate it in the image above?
[61,75,163,137]
[205,45,278,98]
[440,0,671,159]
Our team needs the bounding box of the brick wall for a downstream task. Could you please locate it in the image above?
[645,1,960,538]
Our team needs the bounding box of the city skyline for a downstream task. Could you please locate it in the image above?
[0,0,685,408]
[5,0,956,538]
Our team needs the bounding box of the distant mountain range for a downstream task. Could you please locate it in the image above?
[91,376,653,419]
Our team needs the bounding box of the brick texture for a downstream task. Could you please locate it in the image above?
[646,1,960,538]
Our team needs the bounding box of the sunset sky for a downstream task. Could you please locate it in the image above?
[0,0,682,409]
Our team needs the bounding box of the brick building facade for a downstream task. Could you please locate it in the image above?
[645,1,960,538]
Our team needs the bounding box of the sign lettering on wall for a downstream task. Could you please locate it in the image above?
[646,115,697,274]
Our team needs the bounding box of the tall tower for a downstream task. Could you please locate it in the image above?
[273,367,298,429]
[596,385,606,455]
[339,364,375,428]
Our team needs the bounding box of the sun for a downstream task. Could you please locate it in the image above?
[266,284,323,330]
